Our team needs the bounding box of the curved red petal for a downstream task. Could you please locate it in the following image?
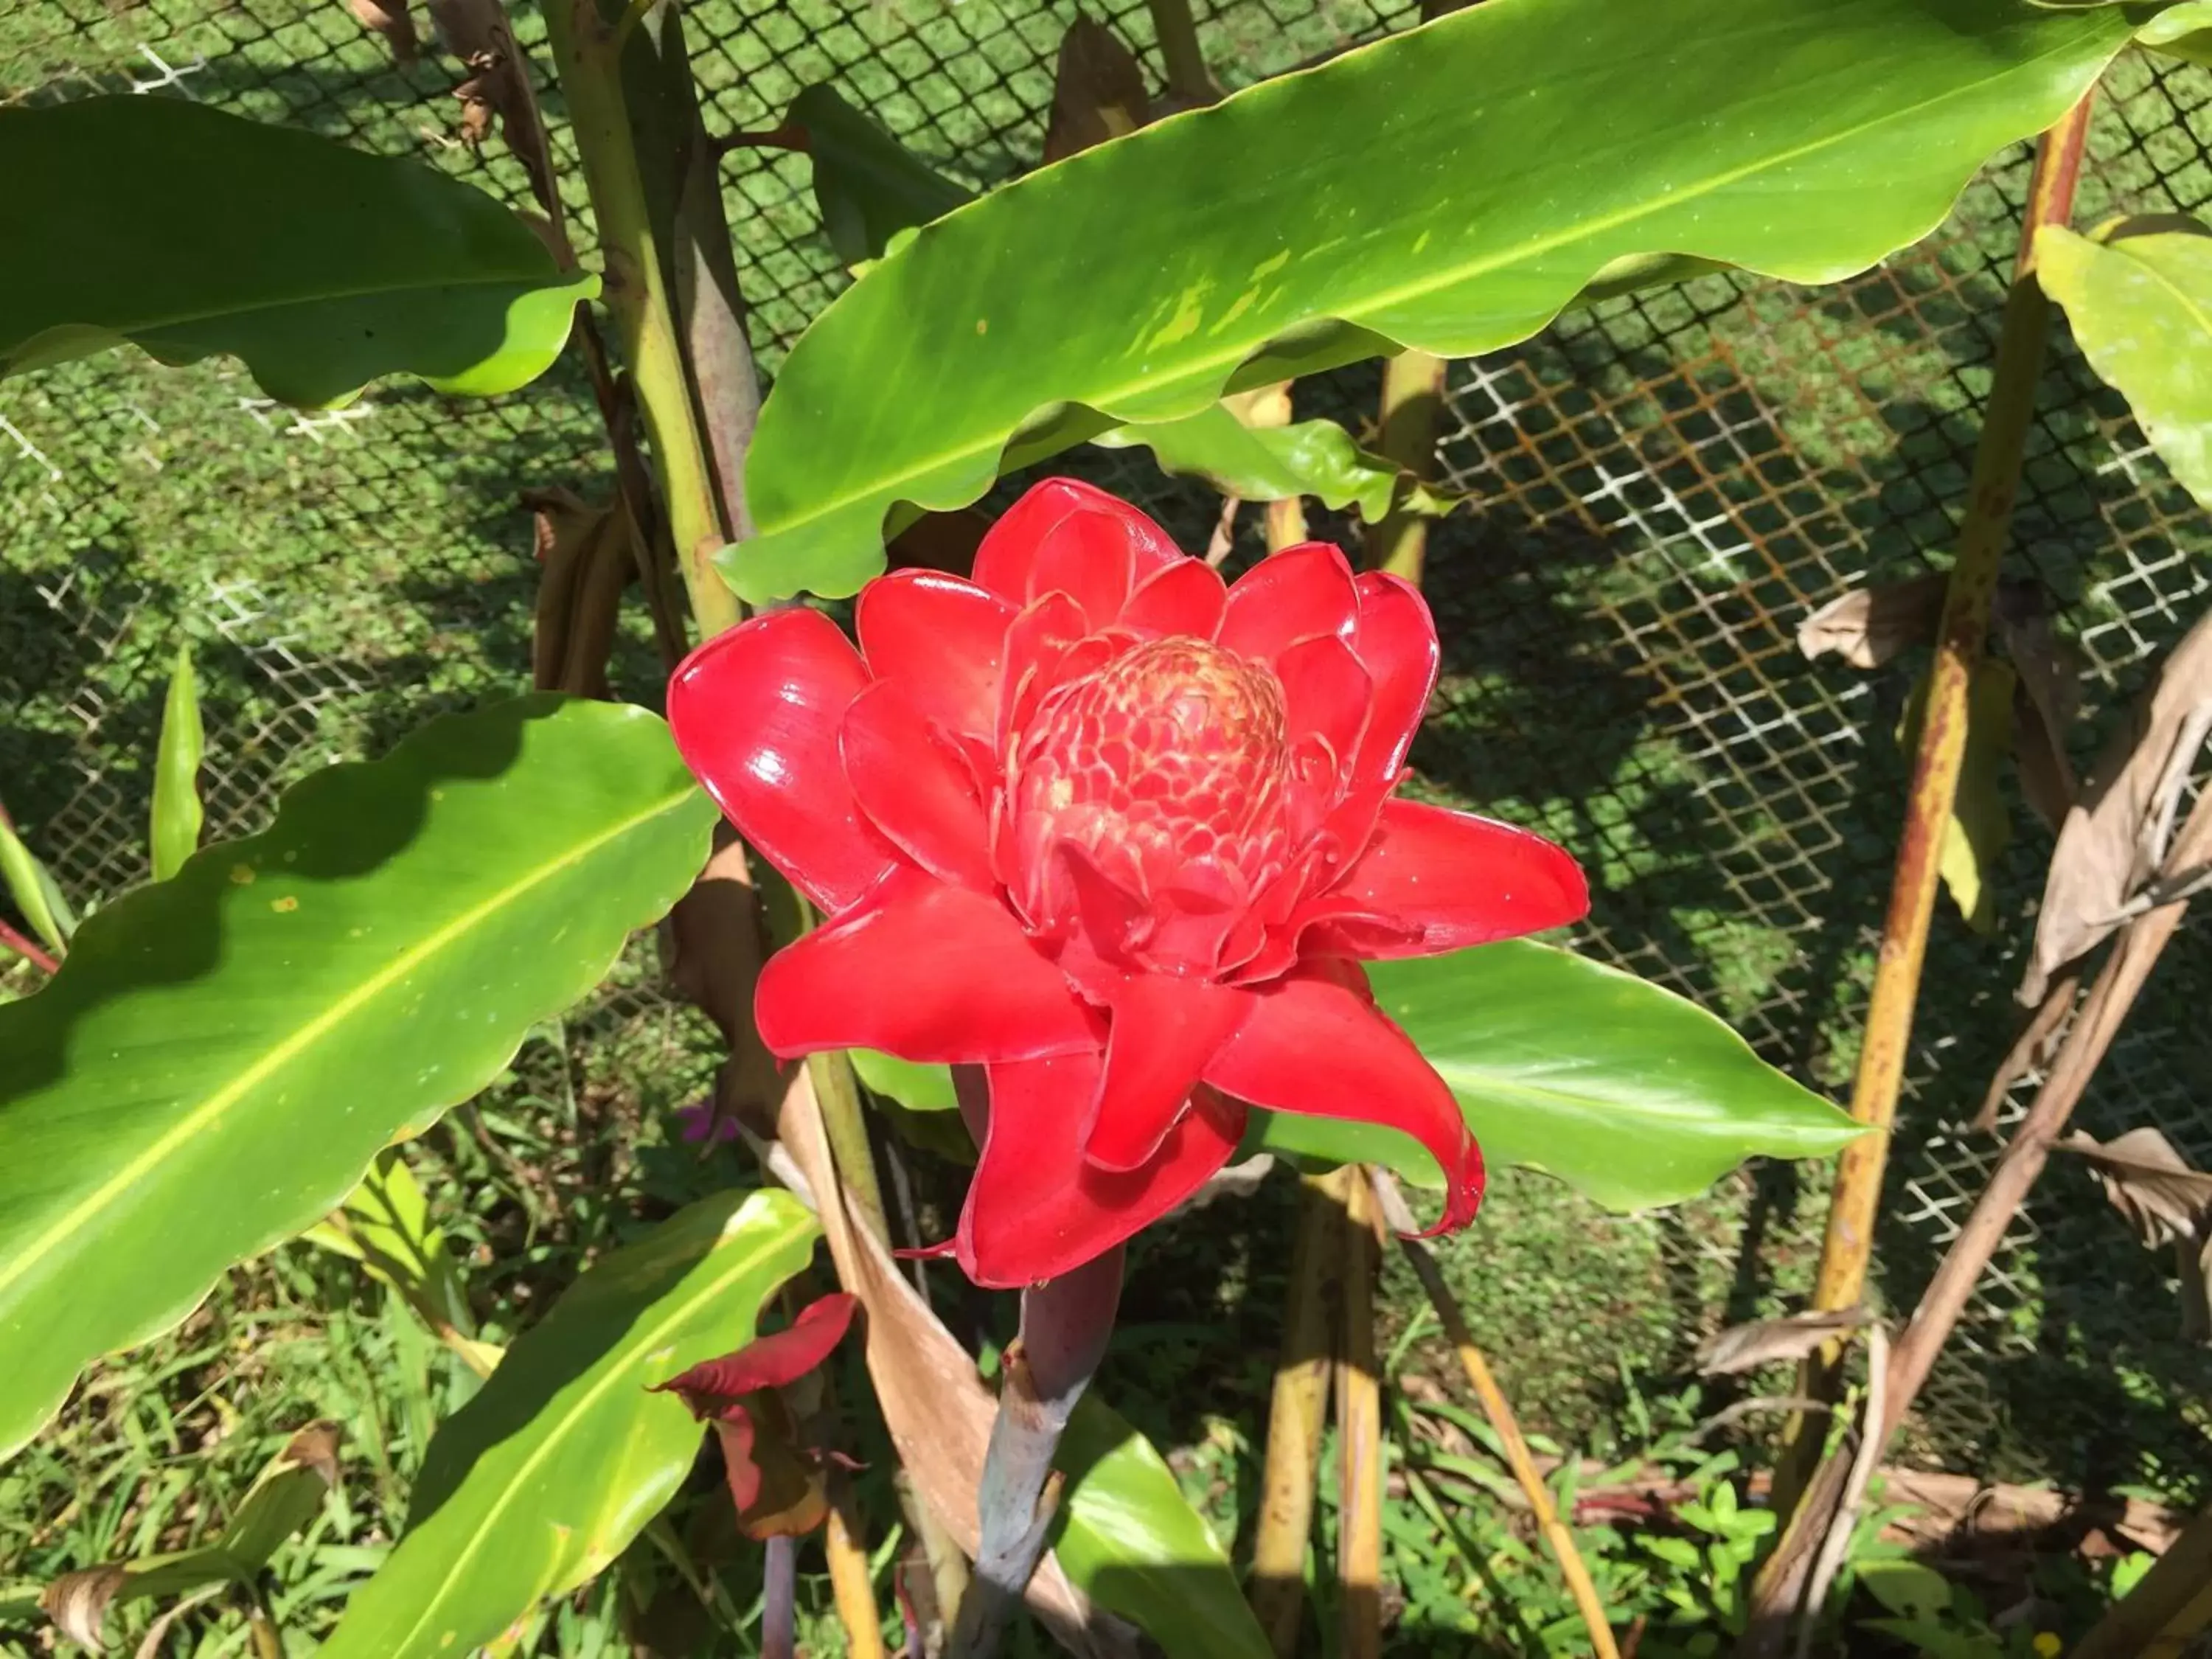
[653,1293,858,1408]
[956,1051,1245,1289]
[1119,557,1226,639]
[1084,975,1252,1172]
[855,569,1014,747]
[972,479,1183,622]
[995,590,1091,755]
[1315,799,1588,956]
[1202,967,1483,1231]
[1219,541,1360,664]
[841,681,995,891]
[1346,571,1439,790]
[668,610,897,913]
[1276,633,1371,773]
[756,869,1099,1062]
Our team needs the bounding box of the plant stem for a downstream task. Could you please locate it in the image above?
[0,917,58,977]
[950,1247,1125,1659]
[825,1475,890,1659]
[1363,350,1448,583]
[1337,1166,1383,1659]
[1144,0,1219,105]
[762,1532,797,1659]
[1773,86,2095,1509]
[1371,1170,1621,1659]
[543,0,740,636]
[1249,1169,1347,1655]
[2067,1501,2212,1659]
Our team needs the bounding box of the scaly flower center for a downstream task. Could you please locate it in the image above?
[1008,636,1290,924]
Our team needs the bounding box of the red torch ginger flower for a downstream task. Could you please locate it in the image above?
[669,480,1587,1288]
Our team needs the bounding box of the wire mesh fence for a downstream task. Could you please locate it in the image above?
[3,0,2209,1498]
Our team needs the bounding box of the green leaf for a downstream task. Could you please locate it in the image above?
[300,1150,498,1371]
[2037,218,2212,510]
[2135,0,2212,63]
[150,644,206,883]
[1093,402,1459,521]
[792,85,975,269]
[320,1189,819,1659]
[1250,942,1861,1211]
[0,696,717,1456]
[723,0,2129,600]
[0,813,72,956]
[1899,661,2016,933]
[0,97,597,406]
[1054,1397,1273,1659]
[851,1046,961,1112]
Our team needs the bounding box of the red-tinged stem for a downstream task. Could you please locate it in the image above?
[0,917,58,978]
[715,122,810,155]
[950,1244,1126,1659]
[762,1532,796,1659]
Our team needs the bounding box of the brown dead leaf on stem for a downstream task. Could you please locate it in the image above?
[2019,608,2212,1005]
[1043,20,1152,164]
[662,829,782,1141]
[347,0,419,63]
[2059,1126,2212,1341]
[1694,1307,1869,1377]
[1795,574,1947,669]
[523,487,638,700]
[426,0,563,234]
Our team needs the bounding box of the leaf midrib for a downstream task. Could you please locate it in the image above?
[760,23,2103,536]
[0,776,700,1304]
[1427,1057,1836,1142]
[377,1213,806,1656]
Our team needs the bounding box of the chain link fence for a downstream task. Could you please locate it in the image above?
[4,0,2209,1498]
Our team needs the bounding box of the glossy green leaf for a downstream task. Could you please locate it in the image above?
[852,1046,960,1112]
[0,97,597,406]
[1251,942,1860,1211]
[321,1189,819,1659]
[1094,403,1459,520]
[0,697,717,1456]
[724,0,2129,599]
[150,644,205,883]
[2037,219,2212,510]
[2136,0,2212,63]
[1054,1397,1273,1659]
[0,813,72,956]
[300,1150,498,1371]
[792,85,975,269]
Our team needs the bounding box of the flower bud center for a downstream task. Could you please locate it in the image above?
[1010,636,1290,917]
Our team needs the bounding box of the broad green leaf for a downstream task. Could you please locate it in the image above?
[1251,942,1861,1211]
[723,0,2129,599]
[0,813,72,956]
[2136,0,2212,63]
[150,644,205,883]
[320,1189,819,1659]
[852,1046,961,1112]
[300,1150,500,1373]
[2037,219,2212,510]
[793,85,975,269]
[0,697,717,1456]
[0,97,597,406]
[1053,1397,1273,1659]
[1094,403,1459,520]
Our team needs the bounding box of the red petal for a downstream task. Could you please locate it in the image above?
[756,869,1099,1062]
[1276,633,1371,773]
[1218,542,1360,664]
[668,610,898,914]
[715,1411,764,1512]
[1084,975,1252,1172]
[972,479,1184,624]
[957,1051,1245,1288]
[654,1293,859,1408]
[995,590,1090,757]
[841,682,995,891]
[1346,571,1439,790]
[1203,966,1483,1231]
[855,569,1013,748]
[1119,557,1226,639]
[1311,799,1587,957]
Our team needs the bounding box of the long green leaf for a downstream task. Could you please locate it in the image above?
[0,697,717,1455]
[320,1189,819,1659]
[150,644,206,883]
[793,84,976,269]
[1251,941,1861,1211]
[2037,219,2212,510]
[0,813,72,956]
[0,97,596,406]
[723,0,2128,600]
[1095,403,1458,519]
[1054,1397,1273,1659]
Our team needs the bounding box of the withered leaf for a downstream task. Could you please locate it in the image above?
[346,0,419,63]
[662,828,782,1142]
[426,0,563,230]
[2019,608,2212,1004]
[522,487,638,699]
[1043,20,1152,164]
[1795,574,1946,669]
[1996,606,2081,832]
[1694,1306,1870,1376]
[2060,1127,2212,1342]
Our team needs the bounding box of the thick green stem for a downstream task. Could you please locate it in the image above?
[543,0,740,638]
[1144,0,1219,104]
[1363,350,1447,583]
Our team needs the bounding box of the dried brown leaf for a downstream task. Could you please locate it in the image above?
[2019,609,2212,1004]
[2057,1126,2212,1248]
[44,1564,128,1651]
[1043,20,1152,164]
[1794,574,1946,669]
[1996,606,2081,832]
[425,0,562,232]
[346,0,418,63]
[663,829,782,1141]
[1694,1307,1869,1377]
[521,487,638,698]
